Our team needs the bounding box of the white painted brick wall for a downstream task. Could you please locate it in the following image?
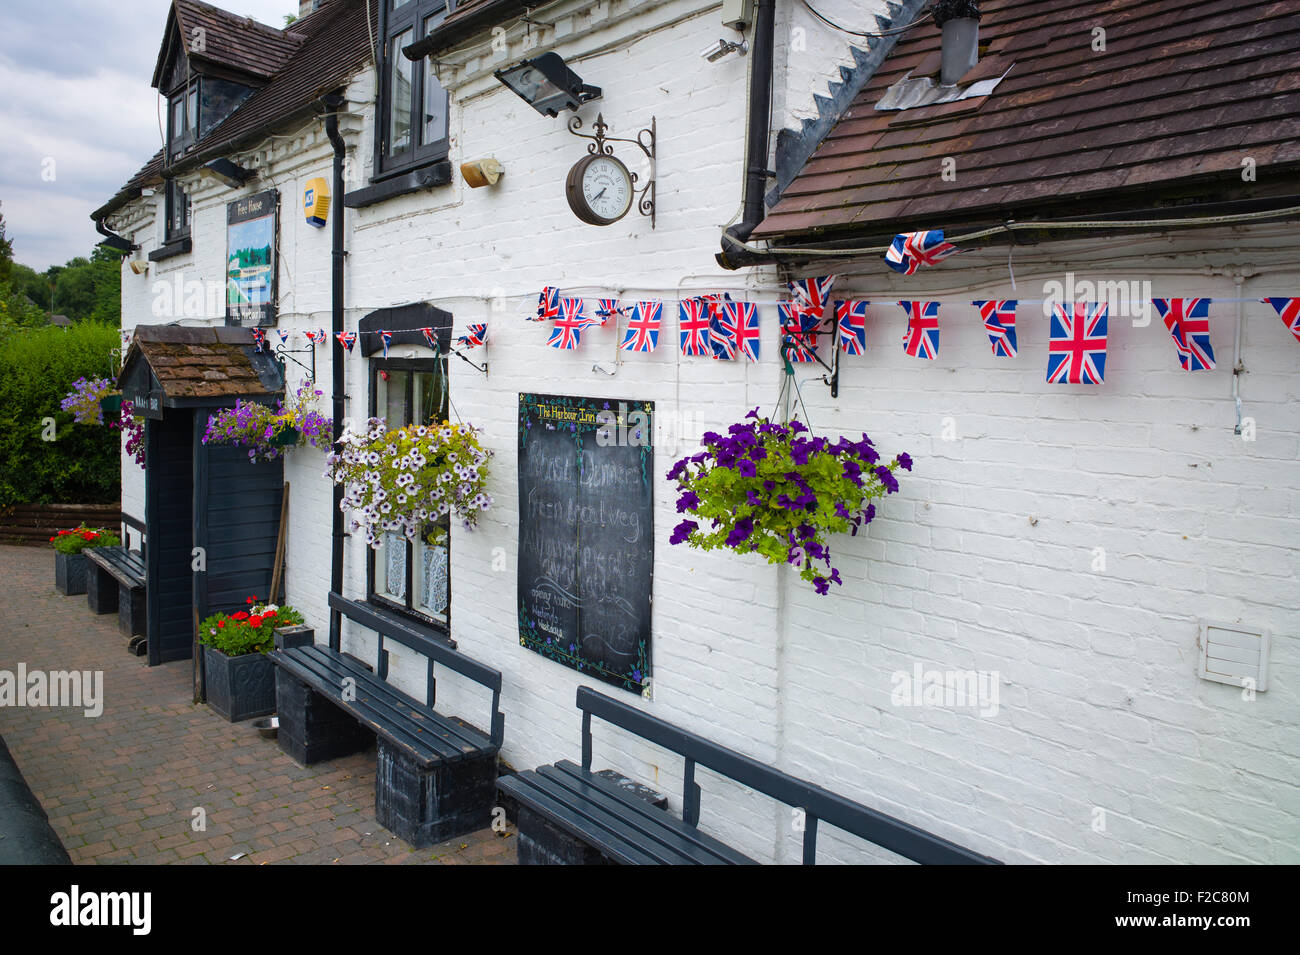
[106,2,1300,865]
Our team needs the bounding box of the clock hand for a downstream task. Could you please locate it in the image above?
[592,187,607,201]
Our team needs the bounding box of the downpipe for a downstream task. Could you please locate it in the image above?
[324,94,347,649]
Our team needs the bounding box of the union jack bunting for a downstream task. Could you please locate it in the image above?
[899,301,941,359]
[1261,297,1300,344]
[546,298,586,349]
[787,275,835,324]
[835,300,868,355]
[1153,298,1214,371]
[305,328,326,345]
[678,298,712,357]
[379,329,393,358]
[885,230,960,276]
[533,286,559,322]
[592,299,621,326]
[277,330,290,345]
[1047,302,1108,384]
[718,301,760,361]
[778,303,817,362]
[704,294,737,360]
[620,301,662,353]
[456,324,487,348]
[419,327,438,351]
[251,328,266,352]
[336,331,357,353]
[973,300,1018,358]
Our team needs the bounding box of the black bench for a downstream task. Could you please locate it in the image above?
[499,686,1002,865]
[268,591,505,847]
[84,545,146,641]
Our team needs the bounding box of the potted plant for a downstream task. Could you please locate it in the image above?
[50,525,121,596]
[201,382,332,463]
[327,417,493,548]
[667,408,912,595]
[199,596,305,722]
[112,399,146,468]
[60,376,117,425]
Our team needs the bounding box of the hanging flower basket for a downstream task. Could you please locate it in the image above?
[201,382,332,463]
[667,408,912,595]
[98,393,123,418]
[327,418,493,547]
[60,377,117,425]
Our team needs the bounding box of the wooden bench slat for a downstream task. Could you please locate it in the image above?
[274,647,491,766]
[292,645,493,755]
[536,763,755,865]
[544,762,756,865]
[273,650,462,765]
[84,547,145,588]
[498,772,679,865]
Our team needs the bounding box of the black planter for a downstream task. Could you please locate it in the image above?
[53,551,88,596]
[203,646,277,722]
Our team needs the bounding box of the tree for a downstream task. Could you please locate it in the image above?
[0,204,13,284]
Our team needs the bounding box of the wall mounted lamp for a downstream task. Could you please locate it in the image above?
[494,52,601,117]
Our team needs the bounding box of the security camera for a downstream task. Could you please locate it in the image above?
[700,38,748,62]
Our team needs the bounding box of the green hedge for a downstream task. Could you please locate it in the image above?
[0,323,122,506]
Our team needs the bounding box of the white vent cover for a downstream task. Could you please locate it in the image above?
[1198,620,1270,691]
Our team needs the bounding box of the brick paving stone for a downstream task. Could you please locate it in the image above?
[0,545,515,865]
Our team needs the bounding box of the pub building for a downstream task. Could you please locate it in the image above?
[89,0,1300,864]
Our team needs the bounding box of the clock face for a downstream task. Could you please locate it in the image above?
[567,154,634,225]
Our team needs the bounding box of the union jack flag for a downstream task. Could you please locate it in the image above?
[277,330,290,345]
[835,300,868,355]
[778,303,817,362]
[787,275,835,324]
[716,301,760,361]
[379,329,393,358]
[678,298,712,356]
[973,300,1018,358]
[1153,298,1214,371]
[251,328,266,352]
[1047,302,1108,384]
[704,294,737,360]
[456,324,487,348]
[547,298,586,350]
[620,301,662,353]
[592,299,621,326]
[1262,297,1300,345]
[336,331,357,353]
[899,301,940,359]
[305,328,326,345]
[885,230,960,275]
[420,327,438,351]
[533,286,559,322]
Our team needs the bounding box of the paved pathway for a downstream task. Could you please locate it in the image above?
[0,545,515,864]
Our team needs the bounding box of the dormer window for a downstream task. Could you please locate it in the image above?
[377,0,450,178]
[169,79,200,159]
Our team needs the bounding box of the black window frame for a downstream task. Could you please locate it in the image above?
[374,0,452,182]
[365,355,452,632]
[167,77,200,161]
[164,178,190,243]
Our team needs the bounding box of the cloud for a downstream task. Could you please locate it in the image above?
[0,0,295,271]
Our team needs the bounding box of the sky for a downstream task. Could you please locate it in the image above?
[0,0,297,271]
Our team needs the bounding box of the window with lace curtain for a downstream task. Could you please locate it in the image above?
[367,356,451,628]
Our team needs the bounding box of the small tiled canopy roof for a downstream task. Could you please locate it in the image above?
[118,325,283,402]
[755,0,1300,244]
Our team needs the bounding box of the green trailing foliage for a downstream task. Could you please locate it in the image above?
[0,322,122,507]
[199,597,305,657]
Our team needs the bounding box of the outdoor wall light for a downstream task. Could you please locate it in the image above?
[494,53,601,117]
[201,158,254,189]
[461,158,504,188]
[129,259,149,275]
[700,37,748,61]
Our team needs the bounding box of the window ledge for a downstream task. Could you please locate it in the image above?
[345,160,452,208]
[364,595,455,650]
[148,235,192,262]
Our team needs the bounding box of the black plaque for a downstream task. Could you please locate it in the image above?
[518,394,653,694]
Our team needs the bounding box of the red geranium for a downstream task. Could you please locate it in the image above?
[232,611,249,621]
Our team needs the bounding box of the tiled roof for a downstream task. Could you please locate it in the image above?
[755,0,1300,243]
[156,0,308,87]
[95,0,373,219]
[410,0,531,57]
[121,325,283,400]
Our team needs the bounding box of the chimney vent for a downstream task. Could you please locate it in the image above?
[932,0,982,87]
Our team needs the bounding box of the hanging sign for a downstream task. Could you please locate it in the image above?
[225,189,279,328]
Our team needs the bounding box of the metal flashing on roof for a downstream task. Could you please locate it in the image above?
[876,64,1013,111]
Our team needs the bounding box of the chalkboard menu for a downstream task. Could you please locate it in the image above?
[518,393,653,695]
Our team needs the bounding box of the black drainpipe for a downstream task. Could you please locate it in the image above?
[94,217,137,254]
[323,93,347,649]
[717,0,777,271]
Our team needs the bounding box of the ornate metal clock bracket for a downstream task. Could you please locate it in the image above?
[567,113,656,229]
